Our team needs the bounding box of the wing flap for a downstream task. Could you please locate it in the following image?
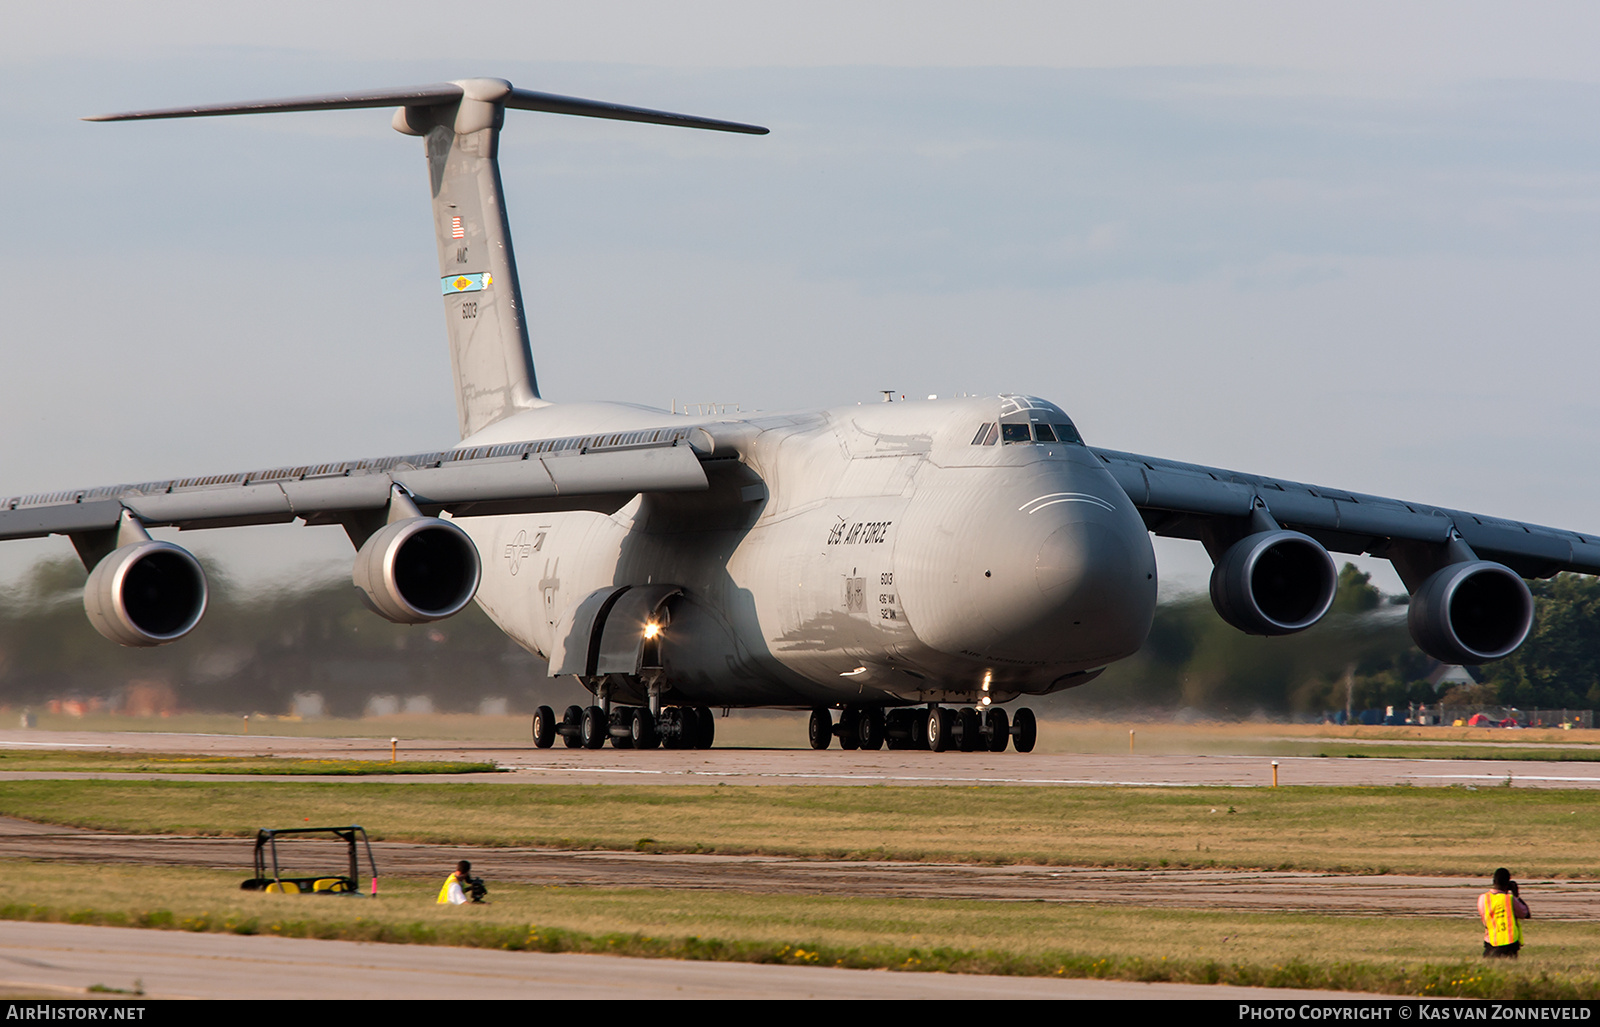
[124,483,296,529]
[541,447,705,495]
[280,476,396,516]
[0,499,127,538]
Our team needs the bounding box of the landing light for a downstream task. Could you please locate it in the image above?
[643,622,661,639]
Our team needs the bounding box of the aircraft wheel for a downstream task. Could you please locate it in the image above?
[883,709,912,749]
[911,713,930,750]
[658,707,682,749]
[838,707,860,750]
[927,707,952,752]
[532,706,556,748]
[957,707,981,752]
[985,708,1010,752]
[632,707,659,750]
[857,708,885,750]
[808,707,832,750]
[562,705,585,749]
[581,706,608,749]
[1012,707,1037,754]
[695,706,715,749]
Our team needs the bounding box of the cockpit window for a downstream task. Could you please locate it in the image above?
[970,423,999,446]
[991,396,1086,446]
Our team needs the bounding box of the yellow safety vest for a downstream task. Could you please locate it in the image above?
[437,872,463,904]
[1482,891,1521,946]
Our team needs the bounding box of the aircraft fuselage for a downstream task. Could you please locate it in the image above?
[463,394,1158,709]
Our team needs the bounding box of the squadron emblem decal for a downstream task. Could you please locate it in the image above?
[441,272,492,294]
[503,529,544,575]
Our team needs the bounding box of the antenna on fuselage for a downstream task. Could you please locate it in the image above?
[87,79,768,440]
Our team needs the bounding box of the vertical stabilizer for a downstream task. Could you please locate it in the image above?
[87,80,767,440]
[395,79,543,437]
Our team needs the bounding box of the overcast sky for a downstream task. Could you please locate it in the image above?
[2,1,1598,598]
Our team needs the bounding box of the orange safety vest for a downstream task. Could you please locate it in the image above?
[1480,891,1521,946]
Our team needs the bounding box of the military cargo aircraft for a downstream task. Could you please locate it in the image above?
[3,79,1597,753]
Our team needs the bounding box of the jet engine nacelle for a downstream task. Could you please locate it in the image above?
[1407,561,1533,664]
[352,517,482,624]
[83,540,209,647]
[1209,530,1338,636]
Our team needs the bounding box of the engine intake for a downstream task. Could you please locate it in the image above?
[353,517,481,624]
[1209,530,1337,635]
[1407,561,1533,664]
[83,541,209,647]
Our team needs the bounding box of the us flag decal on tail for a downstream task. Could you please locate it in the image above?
[451,216,464,239]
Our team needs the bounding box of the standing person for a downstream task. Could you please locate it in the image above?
[1479,867,1530,958]
[438,860,472,905]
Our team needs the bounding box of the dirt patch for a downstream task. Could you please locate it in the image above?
[4,816,1596,920]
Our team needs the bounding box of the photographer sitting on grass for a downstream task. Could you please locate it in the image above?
[438,860,489,905]
[1479,867,1530,958]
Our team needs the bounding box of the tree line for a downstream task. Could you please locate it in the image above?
[1,557,1596,718]
[1051,565,1600,718]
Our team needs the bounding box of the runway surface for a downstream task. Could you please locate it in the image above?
[4,727,1600,789]
[0,921,1372,1001]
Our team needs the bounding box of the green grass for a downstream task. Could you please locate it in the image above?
[10,712,543,740]
[0,750,497,775]
[2,780,1598,877]
[1305,745,1600,761]
[0,861,1592,998]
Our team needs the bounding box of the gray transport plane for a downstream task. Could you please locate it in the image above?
[4,78,1598,754]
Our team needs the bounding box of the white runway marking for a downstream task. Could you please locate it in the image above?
[1418,774,1600,783]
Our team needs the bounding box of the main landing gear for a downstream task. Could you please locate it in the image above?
[809,705,1035,753]
[531,704,715,750]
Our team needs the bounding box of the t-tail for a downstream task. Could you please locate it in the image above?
[87,79,767,439]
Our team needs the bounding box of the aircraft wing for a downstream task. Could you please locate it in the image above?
[0,429,708,541]
[1094,447,1600,580]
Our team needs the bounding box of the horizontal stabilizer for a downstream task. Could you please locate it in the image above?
[85,79,768,134]
[84,84,469,121]
[502,88,768,134]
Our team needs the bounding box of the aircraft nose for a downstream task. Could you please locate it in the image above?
[969,502,1155,667]
[1023,516,1154,663]
[897,465,1158,672]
